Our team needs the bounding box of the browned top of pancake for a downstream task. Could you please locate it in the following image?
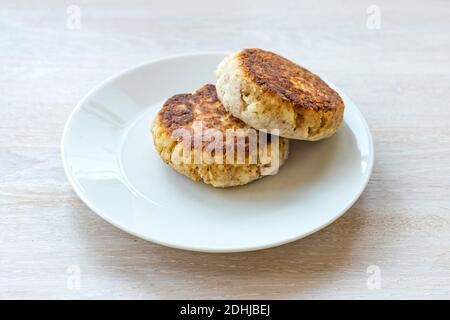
[238,48,344,112]
[158,84,246,133]
[157,84,275,153]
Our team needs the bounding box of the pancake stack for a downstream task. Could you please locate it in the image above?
[152,48,345,187]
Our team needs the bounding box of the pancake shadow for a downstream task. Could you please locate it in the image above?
[70,192,368,299]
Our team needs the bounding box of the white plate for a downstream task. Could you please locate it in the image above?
[62,52,374,253]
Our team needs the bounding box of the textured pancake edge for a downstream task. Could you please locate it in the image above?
[216,50,345,141]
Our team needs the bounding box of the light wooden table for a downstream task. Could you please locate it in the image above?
[1,0,449,299]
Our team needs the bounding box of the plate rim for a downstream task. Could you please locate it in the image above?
[61,52,374,253]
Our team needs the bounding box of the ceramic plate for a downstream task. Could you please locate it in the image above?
[62,52,373,252]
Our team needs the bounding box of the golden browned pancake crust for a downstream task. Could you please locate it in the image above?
[158,84,246,136]
[215,48,345,140]
[152,84,290,187]
[239,48,343,112]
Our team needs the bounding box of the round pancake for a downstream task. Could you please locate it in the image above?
[152,84,290,188]
[216,48,345,141]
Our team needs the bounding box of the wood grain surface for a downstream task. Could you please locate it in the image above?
[1,0,450,299]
